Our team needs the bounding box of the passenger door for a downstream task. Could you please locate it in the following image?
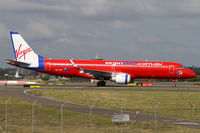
[169,65,174,74]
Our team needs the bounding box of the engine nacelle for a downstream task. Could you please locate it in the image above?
[112,73,131,84]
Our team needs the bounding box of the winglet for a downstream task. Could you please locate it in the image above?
[70,59,78,68]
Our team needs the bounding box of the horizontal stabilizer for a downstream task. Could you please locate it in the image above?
[5,59,30,67]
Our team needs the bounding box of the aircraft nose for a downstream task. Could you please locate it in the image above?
[186,69,197,78]
[191,71,197,78]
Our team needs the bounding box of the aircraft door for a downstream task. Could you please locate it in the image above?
[169,65,174,74]
[45,62,51,71]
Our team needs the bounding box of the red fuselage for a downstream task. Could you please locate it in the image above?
[38,59,196,80]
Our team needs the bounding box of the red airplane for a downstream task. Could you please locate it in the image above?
[6,32,196,87]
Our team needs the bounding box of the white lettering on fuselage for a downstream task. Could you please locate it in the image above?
[105,62,123,65]
[105,62,163,66]
[137,63,163,66]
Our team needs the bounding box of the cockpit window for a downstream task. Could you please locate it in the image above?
[179,66,184,69]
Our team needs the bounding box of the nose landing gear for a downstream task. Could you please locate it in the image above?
[172,79,178,87]
[172,83,176,87]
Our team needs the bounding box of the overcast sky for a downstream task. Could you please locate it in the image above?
[0,0,200,68]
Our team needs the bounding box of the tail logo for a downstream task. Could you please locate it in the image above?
[16,44,32,60]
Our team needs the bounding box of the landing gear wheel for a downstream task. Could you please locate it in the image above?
[97,81,106,87]
[172,83,176,87]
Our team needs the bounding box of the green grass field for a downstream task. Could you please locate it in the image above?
[30,87,200,122]
[0,97,200,133]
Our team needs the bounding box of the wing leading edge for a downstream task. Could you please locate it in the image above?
[70,59,112,79]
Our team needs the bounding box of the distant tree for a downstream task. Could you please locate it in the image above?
[41,75,51,81]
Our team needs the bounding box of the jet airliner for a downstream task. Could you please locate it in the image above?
[6,32,196,87]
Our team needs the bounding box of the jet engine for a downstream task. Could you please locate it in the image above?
[112,73,131,84]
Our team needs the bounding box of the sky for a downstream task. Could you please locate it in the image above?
[0,0,200,68]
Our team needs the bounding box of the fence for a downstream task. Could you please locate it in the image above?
[0,99,200,133]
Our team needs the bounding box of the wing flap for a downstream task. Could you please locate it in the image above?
[81,69,112,79]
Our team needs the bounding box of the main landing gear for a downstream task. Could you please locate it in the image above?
[172,79,178,87]
[97,80,106,87]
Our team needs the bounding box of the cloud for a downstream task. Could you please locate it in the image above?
[22,18,70,40]
[183,19,200,28]
[0,23,9,39]
[1,0,200,67]
[54,38,80,46]
[136,37,162,44]
[24,21,55,39]
[81,31,109,38]
[111,21,136,30]
[0,0,71,12]
[2,0,200,19]
[77,0,109,16]
[169,19,200,30]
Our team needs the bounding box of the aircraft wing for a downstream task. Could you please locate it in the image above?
[81,69,112,79]
[5,59,30,67]
[70,59,112,79]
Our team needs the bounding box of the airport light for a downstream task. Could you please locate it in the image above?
[5,97,11,133]
[150,102,160,133]
[60,102,65,133]
[32,99,38,133]
[189,102,195,129]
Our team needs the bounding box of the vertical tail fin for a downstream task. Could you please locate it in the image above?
[10,32,44,69]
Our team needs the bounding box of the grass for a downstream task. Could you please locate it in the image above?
[30,88,200,122]
[100,85,200,90]
[0,97,200,132]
